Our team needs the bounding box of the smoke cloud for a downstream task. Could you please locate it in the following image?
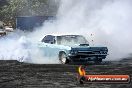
[0,0,132,63]
[33,0,132,60]
[0,32,59,64]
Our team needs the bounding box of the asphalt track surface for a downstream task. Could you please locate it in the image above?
[0,58,132,88]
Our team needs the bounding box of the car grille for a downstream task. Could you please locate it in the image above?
[73,50,108,56]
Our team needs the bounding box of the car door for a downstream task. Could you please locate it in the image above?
[38,35,61,57]
[38,35,71,58]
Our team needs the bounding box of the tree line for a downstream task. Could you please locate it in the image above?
[0,0,59,27]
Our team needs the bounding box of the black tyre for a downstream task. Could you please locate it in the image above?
[59,52,68,64]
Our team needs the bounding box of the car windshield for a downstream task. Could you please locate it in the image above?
[56,35,89,45]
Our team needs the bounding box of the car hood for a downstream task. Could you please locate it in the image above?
[69,44,108,51]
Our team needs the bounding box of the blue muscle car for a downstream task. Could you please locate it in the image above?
[39,35,108,64]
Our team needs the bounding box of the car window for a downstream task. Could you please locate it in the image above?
[56,35,89,45]
[41,35,55,44]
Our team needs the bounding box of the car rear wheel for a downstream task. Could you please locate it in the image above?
[59,52,68,64]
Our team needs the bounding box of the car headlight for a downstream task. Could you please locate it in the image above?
[70,50,78,54]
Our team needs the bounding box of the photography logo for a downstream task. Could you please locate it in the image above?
[77,65,130,84]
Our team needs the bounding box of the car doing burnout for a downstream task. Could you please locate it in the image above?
[38,35,108,64]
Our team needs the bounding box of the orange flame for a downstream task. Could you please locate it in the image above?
[78,65,86,76]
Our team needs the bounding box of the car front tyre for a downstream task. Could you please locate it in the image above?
[59,52,68,64]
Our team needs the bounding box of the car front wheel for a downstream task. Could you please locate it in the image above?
[59,52,68,64]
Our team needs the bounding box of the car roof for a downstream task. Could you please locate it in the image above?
[46,34,82,37]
